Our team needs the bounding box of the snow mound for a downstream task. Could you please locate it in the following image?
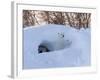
[23,24,91,69]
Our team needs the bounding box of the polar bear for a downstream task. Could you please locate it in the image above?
[54,32,72,50]
[52,32,65,50]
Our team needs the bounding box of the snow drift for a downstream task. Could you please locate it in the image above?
[23,24,91,69]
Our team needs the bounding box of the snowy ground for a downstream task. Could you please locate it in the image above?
[23,24,91,69]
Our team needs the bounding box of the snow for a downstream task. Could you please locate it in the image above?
[23,24,91,69]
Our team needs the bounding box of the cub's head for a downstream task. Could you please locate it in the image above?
[57,32,64,38]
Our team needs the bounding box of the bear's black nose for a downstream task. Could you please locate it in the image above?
[62,34,64,38]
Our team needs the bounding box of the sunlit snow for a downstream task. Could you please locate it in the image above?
[23,24,91,69]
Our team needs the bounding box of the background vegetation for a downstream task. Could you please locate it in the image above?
[23,10,91,29]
